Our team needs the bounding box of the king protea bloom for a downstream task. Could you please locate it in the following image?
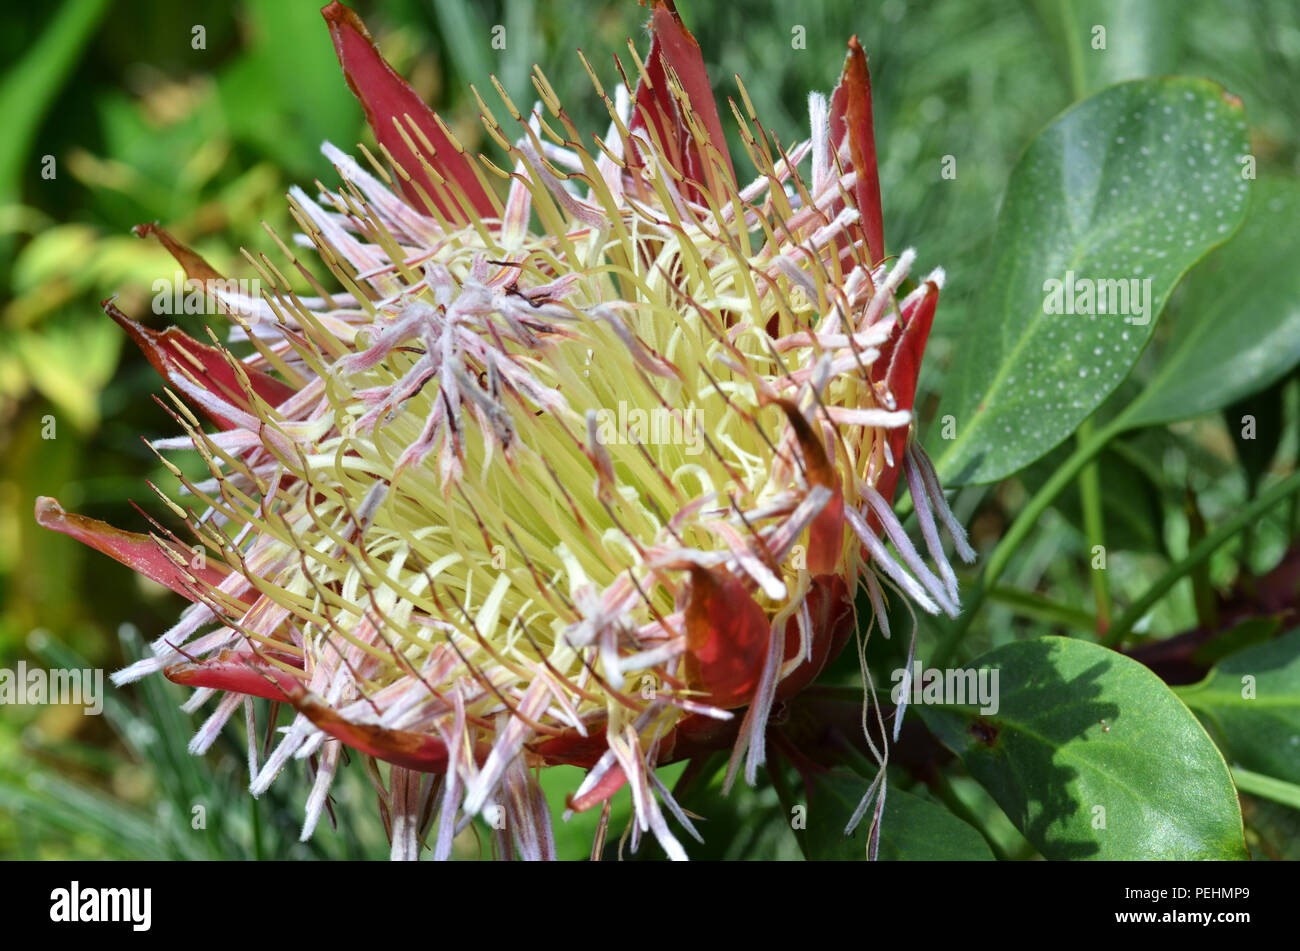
[37,0,972,860]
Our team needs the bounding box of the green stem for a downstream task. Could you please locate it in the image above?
[984,417,1126,595]
[1076,419,1111,631]
[1103,468,1300,646]
[1184,489,1220,629]
[1061,0,1088,102]
[987,584,1098,632]
[1289,484,1300,540]
[933,416,1125,666]
[1241,486,1256,575]
[250,793,264,863]
[1232,767,1300,811]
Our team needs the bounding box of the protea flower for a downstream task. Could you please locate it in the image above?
[36,0,972,860]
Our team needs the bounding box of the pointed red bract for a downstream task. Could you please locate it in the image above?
[533,729,610,768]
[770,397,845,574]
[630,0,736,205]
[286,683,453,772]
[322,1,495,223]
[133,222,224,283]
[808,490,846,574]
[105,301,296,428]
[829,37,885,266]
[567,765,629,813]
[683,566,769,709]
[35,496,231,600]
[872,280,940,510]
[164,649,306,700]
[122,223,297,424]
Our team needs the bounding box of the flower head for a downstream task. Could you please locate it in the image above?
[37,0,971,859]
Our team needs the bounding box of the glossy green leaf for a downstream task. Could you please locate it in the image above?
[932,78,1250,485]
[876,786,998,861]
[783,769,994,861]
[1177,627,1300,786]
[916,636,1248,859]
[1118,177,1300,429]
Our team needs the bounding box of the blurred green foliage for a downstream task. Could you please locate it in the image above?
[1,0,1298,860]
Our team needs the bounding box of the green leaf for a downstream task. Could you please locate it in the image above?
[12,318,122,431]
[932,78,1251,485]
[1117,177,1300,429]
[0,0,109,205]
[877,786,998,861]
[1176,627,1300,786]
[429,0,494,106]
[784,769,994,861]
[1227,377,1288,494]
[916,636,1248,859]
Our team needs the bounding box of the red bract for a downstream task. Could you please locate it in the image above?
[322,1,496,222]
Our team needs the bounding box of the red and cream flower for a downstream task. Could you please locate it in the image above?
[36,0,971,859]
